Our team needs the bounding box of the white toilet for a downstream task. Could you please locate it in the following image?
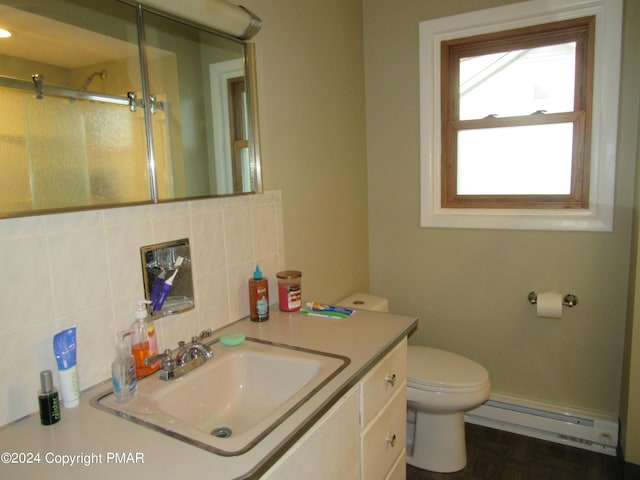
[406,345,490,472]
[338,294,491,473]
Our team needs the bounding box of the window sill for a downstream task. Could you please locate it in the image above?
[420,198,614,232]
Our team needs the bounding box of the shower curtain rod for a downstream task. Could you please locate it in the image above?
[0,73,163,112]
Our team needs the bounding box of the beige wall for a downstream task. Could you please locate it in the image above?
[622,0,640,464]
[364,0,638,420]
[242,0,370,302]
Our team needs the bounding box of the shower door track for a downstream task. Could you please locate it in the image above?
[0,73,164,112]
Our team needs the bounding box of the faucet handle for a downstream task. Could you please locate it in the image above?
[145,349,176,372]
[198,329,213,340]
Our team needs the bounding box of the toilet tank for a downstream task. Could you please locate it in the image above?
[337,293,389,313]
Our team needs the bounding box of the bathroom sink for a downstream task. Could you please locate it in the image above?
[92,337,349,455]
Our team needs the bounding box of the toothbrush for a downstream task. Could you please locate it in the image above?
[301,308,350,319]
[153,263,181,312]
[149,268,167,307]
[151,256,183,311]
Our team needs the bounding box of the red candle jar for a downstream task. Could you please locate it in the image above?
[277,270,302,311]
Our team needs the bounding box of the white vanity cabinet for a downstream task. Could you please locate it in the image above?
[261,338,407,480]
[0,309,417,480]
[260,384,361,479]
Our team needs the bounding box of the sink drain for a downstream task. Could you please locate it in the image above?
[212,426,232,438]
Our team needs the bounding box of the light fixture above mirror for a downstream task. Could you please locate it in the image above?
[136,0,262,39]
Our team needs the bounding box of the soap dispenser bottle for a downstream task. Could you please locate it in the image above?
[249,265,269,322]
[112,330,137,404]
[131,300,159,378]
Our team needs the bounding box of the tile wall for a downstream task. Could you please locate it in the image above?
[0,191,285,426]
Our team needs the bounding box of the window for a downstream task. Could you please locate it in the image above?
[441,17,593,209]
[419,0,622,231]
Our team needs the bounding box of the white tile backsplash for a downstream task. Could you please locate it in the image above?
[0,235,52,330]
[48,227,111,316]
[224,208,254,266]
[0,191,284,426]
[252,203,279,259]
[62,305,115,389]
[194,270,231,330]
[1,323,57,417]
[190,208,226,276]
[105,220,155,299]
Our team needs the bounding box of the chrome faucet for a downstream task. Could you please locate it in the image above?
[144,329,213,381]
[176,337,213,365]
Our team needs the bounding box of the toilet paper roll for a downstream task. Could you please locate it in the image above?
[536,291,563,319]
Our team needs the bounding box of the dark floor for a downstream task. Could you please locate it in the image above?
[406,423,621,480]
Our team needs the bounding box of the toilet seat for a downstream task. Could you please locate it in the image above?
[407,346,489,393]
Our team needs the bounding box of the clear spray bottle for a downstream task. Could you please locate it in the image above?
[111,330,137,404]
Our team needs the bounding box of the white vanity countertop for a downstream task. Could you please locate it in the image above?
[0,308,417,480]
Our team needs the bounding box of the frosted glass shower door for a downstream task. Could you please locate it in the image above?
[24,94,91,209]
[81,100,151,204]
[0,89,31,212]
[0,86,151,215]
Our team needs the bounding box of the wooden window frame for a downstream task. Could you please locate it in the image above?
[440,17,595,210]
[227,76,248,193]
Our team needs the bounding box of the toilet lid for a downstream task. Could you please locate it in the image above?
[407,346,489,390]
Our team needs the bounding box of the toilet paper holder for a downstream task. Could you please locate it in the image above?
[528,291,578,307]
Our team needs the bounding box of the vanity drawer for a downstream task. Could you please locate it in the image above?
[361,384,407,480]
[360,338,407,426]
[386,449,407,480]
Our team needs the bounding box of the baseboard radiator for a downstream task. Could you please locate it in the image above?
[464,395,619,456]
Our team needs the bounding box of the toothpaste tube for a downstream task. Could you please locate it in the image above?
[53,326,80,408]
[306,301,355,316]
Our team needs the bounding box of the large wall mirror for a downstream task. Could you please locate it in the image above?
[0,0,262,218]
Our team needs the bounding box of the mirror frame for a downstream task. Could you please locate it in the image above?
[135,2,263,203]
